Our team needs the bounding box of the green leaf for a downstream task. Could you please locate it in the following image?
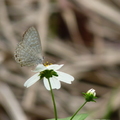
[47,113,88,120]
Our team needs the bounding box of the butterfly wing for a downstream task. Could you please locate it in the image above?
[14,27,43,66]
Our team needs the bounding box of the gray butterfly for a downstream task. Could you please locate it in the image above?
[14,27,43,66]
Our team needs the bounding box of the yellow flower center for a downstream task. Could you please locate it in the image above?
[43,62,52,67]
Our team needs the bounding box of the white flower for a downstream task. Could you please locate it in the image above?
[24,64,74,90]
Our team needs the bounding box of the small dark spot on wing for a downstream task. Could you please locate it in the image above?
[15,55,17,57]
[18,59,21,62]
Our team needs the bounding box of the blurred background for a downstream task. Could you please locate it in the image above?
[0,0,120,120]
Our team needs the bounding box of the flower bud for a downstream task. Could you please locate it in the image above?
[87,88,96,96]
[83,88,97,102]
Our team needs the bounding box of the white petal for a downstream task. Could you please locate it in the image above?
[87,88,96,96]
[24,73,40,88]
[46,64,64,71]
[32,64,47,72]
[43,77,61,90]
[56,71,74,84]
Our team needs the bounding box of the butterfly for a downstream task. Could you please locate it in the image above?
[14,27,44,67]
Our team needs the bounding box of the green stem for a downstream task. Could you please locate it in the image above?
[70,101,87,120]
[48,78,58,120]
